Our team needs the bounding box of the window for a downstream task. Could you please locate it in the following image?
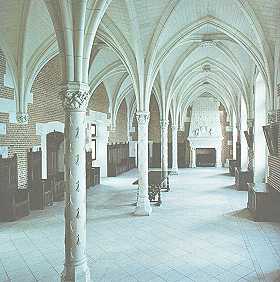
[91,124,96,137]
[91,139,96,161]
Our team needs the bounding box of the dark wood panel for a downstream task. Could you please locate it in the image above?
[107,143,135,177]
[0,155,30,221]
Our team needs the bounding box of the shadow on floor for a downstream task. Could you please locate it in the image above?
[222,184,236,190]
[87,212,134,223]
[226,208,254,221]
[204,172,233,178]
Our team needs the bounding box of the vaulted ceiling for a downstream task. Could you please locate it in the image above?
[0,0,279,124]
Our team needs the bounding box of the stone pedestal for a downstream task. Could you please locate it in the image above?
[60,83,91,282]
[134,112,151,216]
[171,125,178,174]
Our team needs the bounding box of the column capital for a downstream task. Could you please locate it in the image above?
[60,82,90,111]
[136,112,150,125]
[267,111,277,124]
[16,112,29,124]
[171,124,178,131]
[160,119,169,129]
[247,118,254,128]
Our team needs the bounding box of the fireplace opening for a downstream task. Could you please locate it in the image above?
[196,148,216,167]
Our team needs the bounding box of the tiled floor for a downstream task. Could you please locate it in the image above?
[1,168,280,281]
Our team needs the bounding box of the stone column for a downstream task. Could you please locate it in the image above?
[160,120,169,173]
[134,112,152,216]
[232,125,237,160]
[190,147,196,168]
[215,146,222,168]
[247,119,254,172]
[171,125,178,174]
[61,83,91,282]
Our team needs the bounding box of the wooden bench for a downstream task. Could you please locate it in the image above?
[229,159,239,176]
[247,183,280,221]
[133,171,171,206]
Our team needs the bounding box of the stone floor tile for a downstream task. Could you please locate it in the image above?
[0,168,280,281]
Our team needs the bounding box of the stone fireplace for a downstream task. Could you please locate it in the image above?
[188,96,223,168]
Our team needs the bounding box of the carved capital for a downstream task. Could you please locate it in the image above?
[160,119,169,129]
[247,119,254,128]
[267,111,277,124]
[61,83,90,111]
[136,112,150,126]
[16,112,29,124]
[171,124,178,131]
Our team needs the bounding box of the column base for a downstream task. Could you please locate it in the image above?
[189,164,196,168]
[215,163,222,168]
[171,168,178,175]
[134,197,152,216]
[61,261,91,282]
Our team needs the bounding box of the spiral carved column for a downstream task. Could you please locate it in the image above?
[134,112,152,216]
[61,83,91,282]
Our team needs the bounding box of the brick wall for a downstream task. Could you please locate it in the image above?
[108,99,128,144]
[0,48,131,188]
[0,52,63,188]
[0,51,14,100]
[88,83,109,113]
[267,110,280,191]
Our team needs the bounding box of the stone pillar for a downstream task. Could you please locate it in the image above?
[247,119,254,172]
[171,125,178,174]
[160,120,169,173]
[134,112,152,216]
[215,146,222,168]
[232,125,237,159]
[190,147,196,168]
[60,83,91,282]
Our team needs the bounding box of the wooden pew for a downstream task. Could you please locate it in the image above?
[229,159,238,176]
[107,143,135,176]
[0,155,30,221]
[247,183,280,222]
[235,168,253,191]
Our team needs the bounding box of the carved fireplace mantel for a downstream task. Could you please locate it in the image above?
[188,96,224,168]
